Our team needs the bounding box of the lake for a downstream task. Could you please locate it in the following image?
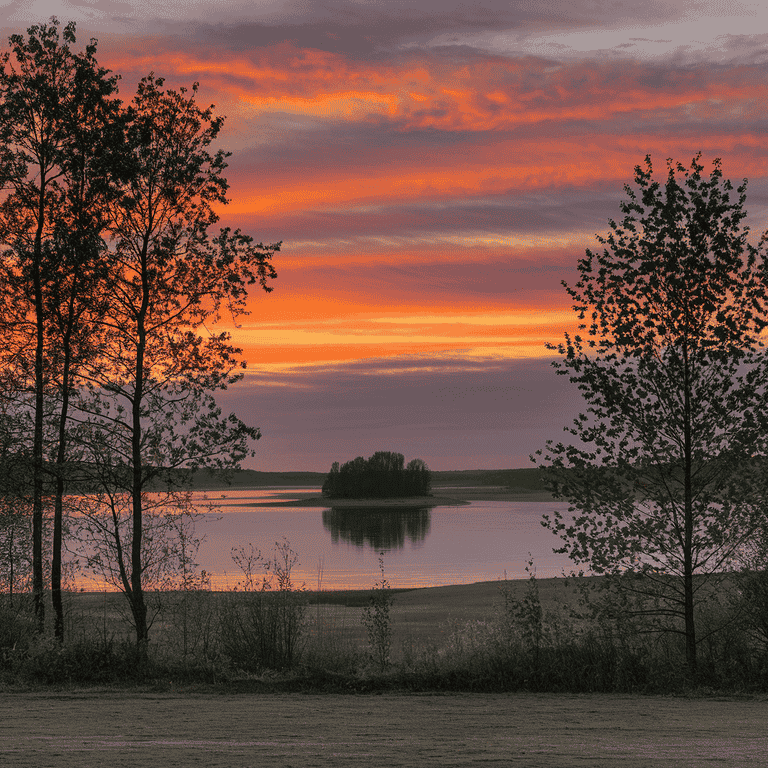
[192,488,577,590]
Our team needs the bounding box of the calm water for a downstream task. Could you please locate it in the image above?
[192,488,576,589]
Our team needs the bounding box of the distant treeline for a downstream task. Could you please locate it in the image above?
[2,462,546,493]
[322,451,431,498]
[184,468,327,490]
[182,466,548,491]
[430,467,547,490]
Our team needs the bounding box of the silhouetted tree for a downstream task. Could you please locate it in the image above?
[323,462,341,497]
[405,458,431,496]
[0,18,121,632]
[75,74,279,651]
[536,154,768,676]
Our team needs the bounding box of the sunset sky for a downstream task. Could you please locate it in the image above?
[3,1,768,471]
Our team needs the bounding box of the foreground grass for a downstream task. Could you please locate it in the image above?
[3,575,768,695]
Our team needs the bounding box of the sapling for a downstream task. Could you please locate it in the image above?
[362,554,393,671]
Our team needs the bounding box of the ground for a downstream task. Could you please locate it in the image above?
[2,691,766,767]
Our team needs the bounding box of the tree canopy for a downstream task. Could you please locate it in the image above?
[322,451,432,499]
[0,17,124,632]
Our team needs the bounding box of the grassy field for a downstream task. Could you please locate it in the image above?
[3,475,765,694]
[4,575,767,764]
[56,576,574,654]
[3,567,767,695]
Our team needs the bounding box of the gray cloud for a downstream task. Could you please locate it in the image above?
[2,0,760,68]
[230,188,624,246]
[276,257,576,305]
[145,0,682,61]
[216,354,585,471]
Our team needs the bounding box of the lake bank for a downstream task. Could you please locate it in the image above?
[66,576,581,650]
[238,486,555,508]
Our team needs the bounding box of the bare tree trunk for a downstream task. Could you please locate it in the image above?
[682,338,697,676]
[32,183,47,634]
[52,323,73,642]
[53,273,83,642]
[130,241,151,655]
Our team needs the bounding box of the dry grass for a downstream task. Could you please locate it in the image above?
[7,571,765,694]
[55,577,577,652]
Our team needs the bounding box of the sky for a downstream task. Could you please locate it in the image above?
[3,1,768,472]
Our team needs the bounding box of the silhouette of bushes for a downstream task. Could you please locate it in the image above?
[322,452,431,498]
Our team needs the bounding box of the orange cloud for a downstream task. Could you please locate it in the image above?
[101,42,768,134]
[222,135,768,217]
[237,335,566,365]
[223,281,576,365]
[96,38,768,375]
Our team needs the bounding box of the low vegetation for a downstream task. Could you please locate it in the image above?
[3,546,768,694]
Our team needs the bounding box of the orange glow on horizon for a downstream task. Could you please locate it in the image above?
[226,304,577,365]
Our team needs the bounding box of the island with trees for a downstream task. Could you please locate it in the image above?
[322,451,431,499]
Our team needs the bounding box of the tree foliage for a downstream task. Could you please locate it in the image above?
[536,154,768,674]
[322,451,432,498]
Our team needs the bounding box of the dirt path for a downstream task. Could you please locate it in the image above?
[1,692,766,767]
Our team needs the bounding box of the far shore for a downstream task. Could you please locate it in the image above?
[238,486,555,508]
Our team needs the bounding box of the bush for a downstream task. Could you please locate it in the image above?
[0,596,35,657]
[220,540,307,672]
[361,556,393,671]
[161,580,220,665]
[5,633,148,684]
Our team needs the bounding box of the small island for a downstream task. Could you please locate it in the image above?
[322,451,431,499]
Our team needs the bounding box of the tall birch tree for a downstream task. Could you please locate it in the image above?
[77,74,279,650]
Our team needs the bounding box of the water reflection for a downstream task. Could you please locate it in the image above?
[322,506,431,550]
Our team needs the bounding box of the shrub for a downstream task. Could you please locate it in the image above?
[0,596,35,658]
[220,539,307,672]
[6,633,148,684]
[162,573,220,665]
[361,555,393,671]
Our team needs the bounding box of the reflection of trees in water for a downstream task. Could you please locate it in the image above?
[322,507,431,550]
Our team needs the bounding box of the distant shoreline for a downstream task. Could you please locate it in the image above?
[185,467,552,496]
[236,487,555,508]
[238,491,467,508]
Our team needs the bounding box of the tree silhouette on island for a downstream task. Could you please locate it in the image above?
[322,451,431,499]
